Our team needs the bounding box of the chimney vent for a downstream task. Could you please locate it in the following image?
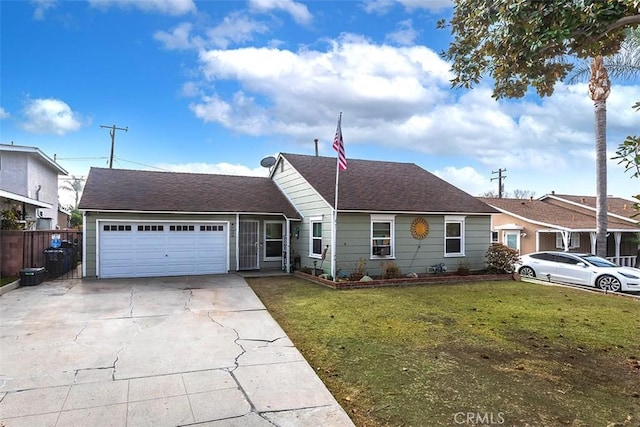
[314,138,318,156]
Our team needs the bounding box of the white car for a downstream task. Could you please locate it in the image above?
[517,251,640,293]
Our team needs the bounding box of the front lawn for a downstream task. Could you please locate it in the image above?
[247,277,640,427]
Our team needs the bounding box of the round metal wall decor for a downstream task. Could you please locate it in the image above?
[410,217,429,240]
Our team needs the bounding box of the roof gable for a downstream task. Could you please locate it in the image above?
[281,153,497,214]
[78,168,299,218]
[0,143,68,175]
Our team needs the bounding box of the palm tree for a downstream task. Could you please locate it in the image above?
[60,175,85,209]
[569,28,640,257]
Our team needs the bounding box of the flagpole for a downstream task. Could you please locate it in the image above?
[331,112,342,282]
[332,154,340,281]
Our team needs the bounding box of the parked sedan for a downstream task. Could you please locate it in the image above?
[517,251,640,293]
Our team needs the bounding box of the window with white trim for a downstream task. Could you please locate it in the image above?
[491,231,499,243]
[371,215,395,258]
[264,221,284,260]
[444,216,465,257]
[309,216,323,257]
[556,232,580,249]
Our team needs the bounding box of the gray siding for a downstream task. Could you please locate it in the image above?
[272,158,333,273]
[334,213,492,278]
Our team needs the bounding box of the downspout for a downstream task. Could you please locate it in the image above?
[35,185,42,200]
[235,213,240,271]
[285,216,291,273]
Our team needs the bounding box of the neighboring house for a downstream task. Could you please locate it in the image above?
[0,143,68,230]
[480,193,640,267]
[78,153,498,279]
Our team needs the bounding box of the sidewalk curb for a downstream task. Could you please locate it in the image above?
[0,280,20,296]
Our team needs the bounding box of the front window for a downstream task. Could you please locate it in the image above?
[556,232,580,249]
[264,221,284,260]
[371,215,395,258]
[445,216,465,257]
[310,216,323,257]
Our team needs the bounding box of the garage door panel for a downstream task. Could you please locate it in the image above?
[99,223,228,278]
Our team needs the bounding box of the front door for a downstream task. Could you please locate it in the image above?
[239,221,259,270]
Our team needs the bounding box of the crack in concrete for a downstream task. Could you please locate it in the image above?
[111,319,142,381]
[206,312,246,372]
[71,367,114,384]
[73,322,88,341]
[183,289,193,312]
[240,336,289,345]
[128,287,136,317]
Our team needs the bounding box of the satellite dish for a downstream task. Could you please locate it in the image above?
[260,156,277,168]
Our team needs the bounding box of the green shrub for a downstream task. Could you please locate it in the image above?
[485,243,520,273]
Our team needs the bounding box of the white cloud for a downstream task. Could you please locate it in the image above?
[154,23,202,50]
[88,0,196,15]
[154,162,268,177]
[395,0,452,11]
[385,19,419,46]
[205,12,271,49]
[31,0,57,20]
[364,0,452,14]
[248,0,312,25]
[175,28,639,198]
[433,166,493,196]
[21,98,84,135]
[180,81,202,98]
[0,107,9,120]
[192,37,453,136]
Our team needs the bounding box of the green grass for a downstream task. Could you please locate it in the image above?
[247,277,640,427]
[0,276,18,287]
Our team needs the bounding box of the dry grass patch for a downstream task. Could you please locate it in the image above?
[247,277,640,427]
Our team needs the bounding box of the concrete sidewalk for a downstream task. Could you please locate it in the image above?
[0,275,355,426]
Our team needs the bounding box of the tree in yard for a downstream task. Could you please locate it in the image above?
[570,28,640,215]
[512,189,536,200]
[439,0,640,257]
[60,175,85,209]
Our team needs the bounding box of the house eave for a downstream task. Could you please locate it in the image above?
[79,208,300,220]
[0,189,54,209]
[338,209,495,215]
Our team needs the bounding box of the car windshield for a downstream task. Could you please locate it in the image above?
[578,254,617,267]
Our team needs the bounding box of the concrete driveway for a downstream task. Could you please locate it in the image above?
[0,275,354,426]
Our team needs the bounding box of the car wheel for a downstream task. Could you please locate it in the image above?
[596,275,622,292]
[519,266,536,278]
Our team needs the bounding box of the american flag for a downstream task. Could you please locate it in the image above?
[332,115,347,170]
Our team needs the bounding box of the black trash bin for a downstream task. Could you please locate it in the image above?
[20,267,46,286]
[44,248,65,277]
[60,240,78,270]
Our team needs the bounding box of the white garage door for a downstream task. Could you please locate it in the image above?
[99,222,228,278]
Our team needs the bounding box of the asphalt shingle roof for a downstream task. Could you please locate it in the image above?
[282,153,497,214]
[547,194,639,221]
[479,197,639,230]
[78,167,300,218]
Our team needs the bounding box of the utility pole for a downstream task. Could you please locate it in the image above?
[491,168,507,198]
[100,124,128,168]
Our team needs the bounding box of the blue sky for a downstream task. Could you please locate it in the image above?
[1,0,638,208]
